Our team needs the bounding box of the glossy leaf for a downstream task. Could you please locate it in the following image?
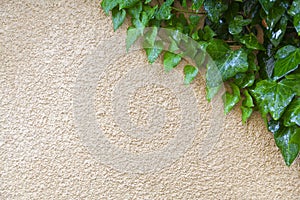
[243,90,254,108]
[223,83,241,114]
[280,73,300,96]
[283,98,300,127]
[164,52,182,72]
[250,80,295,120]
[184,65,198,84]
[155,0,174,20]
[274,126,300,166]
[240,33,265,50]
[288,0,300,35]
[229,15,251,35]
[204,0,228,23]
[145,41,164,64]
[234,72,255,88]
[258,0,276,14]
[273,45,300,80]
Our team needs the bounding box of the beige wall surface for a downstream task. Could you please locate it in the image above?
[0,0,299,199]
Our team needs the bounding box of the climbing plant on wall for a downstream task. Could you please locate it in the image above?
[101,0,300,166]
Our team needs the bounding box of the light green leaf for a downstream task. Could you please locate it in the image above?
[206,85,221,102]
[203,25,216,41]
[240,33,265,50]
[223,83,241,114]
[101,0,120,14]
[164,52,182,72]
[273,45,300,80]
[229,15,251,35]
[112,8,126,31]
[241,106,253,124]
[126,27,142,51]
[274,126,300,166]
[283,98,300,127]
[145,41,164,64]
[242,90,254,108]
[184,65,199,84]
[250,80,295,120]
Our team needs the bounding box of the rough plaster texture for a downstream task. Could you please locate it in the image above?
[0,0,300,199]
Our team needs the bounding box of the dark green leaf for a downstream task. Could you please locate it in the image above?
[240,33,265,50]
[206,39,230,60]
[274,126,300,166]
[101,0,120,14]
[112,8,126,31]
[288,0,300,35]
[283,98,300,127]
[250,80,295,120]
[155,0,174,20]
[266,16,288,47]
[192,0,204,11]
[164,52,182,72]
[273,45,300,80]
[204,0,228,23]
[223,83,241,114]
[228,15,251,35]
[203,25,216,41]
[119,0,139,9]
[184,65,198,84]
[234,72,255,88]
[127,2,142,19]
[189,15,201,27]
[262,4,285,31]
[241,106,253,124]
[258,0,276,14]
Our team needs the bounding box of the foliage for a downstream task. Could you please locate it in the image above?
[101,0,300,166]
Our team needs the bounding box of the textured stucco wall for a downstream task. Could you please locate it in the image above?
[0,0,300,199]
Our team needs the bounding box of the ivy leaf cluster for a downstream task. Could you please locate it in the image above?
[101,0,300,166]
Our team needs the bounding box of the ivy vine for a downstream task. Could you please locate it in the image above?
[101,0,300,166]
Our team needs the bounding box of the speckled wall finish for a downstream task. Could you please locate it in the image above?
[0,0,299,199]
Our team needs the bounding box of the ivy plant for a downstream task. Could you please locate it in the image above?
[101,0,300,166]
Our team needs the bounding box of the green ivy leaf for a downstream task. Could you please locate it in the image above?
[234,72,255,88]
[283,98,300,127]
[126,27,142,51]
[258,0,276,14]
[288,0,300,35]
[266,15,288,47]
[273,45,300,80]
[206,39,230,60]
[274,126,300,166]
[184,65,199,84]
[119,0,139,9]
[280,73,300,96]
[202,25,216,41]
[243,90,254,108]
[112,8,126,31]
[155,0,174,20]
[204,0,228,23]
[214,48,249,80]
[250,80,295,120]
[206,85,221,102]
[240,33,265,50]
[228,15,251,35]
[164,52,182,72]
[127,2,142,19]
[241,106,253,124]
[262,3,285,31]
[192,0,204,11]
[145,40,164,64]
[101,0,120,14]
[223,83,241,114]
